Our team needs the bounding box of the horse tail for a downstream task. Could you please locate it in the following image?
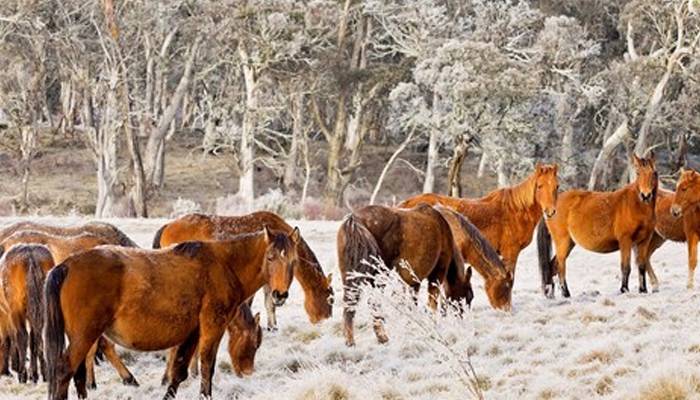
[338,215,381,308]
[152,223,167,249]
[26,247,50,335]
[537,218,554,296]
[44,263,68,387]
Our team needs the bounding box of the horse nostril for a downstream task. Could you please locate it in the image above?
[279,291,289,299]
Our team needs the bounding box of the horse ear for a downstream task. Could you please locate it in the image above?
[290,227,301,244]
[326,273,333,286]
[553,164,558,175]
[466,266,472,280]
[535,162,543,173]
[263,225,271,243]
[631,153,641,167]
[254,312,261,326]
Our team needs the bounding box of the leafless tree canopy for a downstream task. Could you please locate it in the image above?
[0,0,698,216]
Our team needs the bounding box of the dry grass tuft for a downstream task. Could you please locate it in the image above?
[595,376,614,395]
[580,312,608,324]
[578,348,621,365]
[301,384,351,400]
[636,306,658,321]
[636,374,700,400]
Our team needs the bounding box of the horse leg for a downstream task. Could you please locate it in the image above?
[342,277,361,347]
[161,347,177,386]
[634,237,655,293]
[197,325,226,399]
[13,321,28,383]
[619,239,633,293]
[29,329,39,383]
[188,349,199,378]
[687,233,698,289]
[262,285,278,331]
[0,338,10,375]
[73,359,88,399]
[642,232,665,292]
[85,341,98,389]
[163,330,199,400]
[53,337,97,400]
[554,238,574,298]
[100,338,138,386]
[368,294,389,345]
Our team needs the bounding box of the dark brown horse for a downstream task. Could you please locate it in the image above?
[0,244,54,383]
[538,154,658,297]
[433,206,513,310]
[400,163,559,276]
[0,221,137,249]
[338,204,473,347]
[44,228,299,400]
[152,212,333,329]
[0,230,137,388]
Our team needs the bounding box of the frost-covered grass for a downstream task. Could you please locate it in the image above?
[1,217,700,399]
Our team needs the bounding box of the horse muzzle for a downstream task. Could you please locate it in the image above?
[544,208,557,219]
[271,290,289,306]
[671,204,683,218]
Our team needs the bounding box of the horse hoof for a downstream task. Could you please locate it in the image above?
[18,371,27,384]
[266,325,278,332]
[123,375,139,387]
[88,382,97,390]
[639,287,647,294]
[620,287,629,294]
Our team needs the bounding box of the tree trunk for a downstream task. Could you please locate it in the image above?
[477,151,488,178]
[19,126,36,211]
[144,38,200,189]
[423,128,438,193]
[284,91,304,192]
[370,128,415,205]
[93,79,121,218]
[238,45,257,207]
[496,156,508,188]
[446,136,469,197]
[588,118,629,190]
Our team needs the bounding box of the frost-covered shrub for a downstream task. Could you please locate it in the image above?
[300,197,346,221]
[170,197,201,218]
[347,257,484,399]
[215,189,304,218]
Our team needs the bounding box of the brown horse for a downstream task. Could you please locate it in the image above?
[433,206,513,310]
[0,244,54,383]
[400,163,559,275]
[0,221,137,248]
[0,230,137,388]
[338,204,473,347]
[44,228,299,400]
[152,212,333,329]
[538,154,658,298]
[657,168,700,289]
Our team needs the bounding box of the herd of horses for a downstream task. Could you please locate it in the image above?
[0,153,699,399]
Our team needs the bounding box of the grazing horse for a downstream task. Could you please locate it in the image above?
[0,221,137,248]
[337,204,473,347]
[0,231,137,388]
[433,206,513,310]
[0,244,54,384]
[400,163,559,275]
[152,212,333,329]
[538,154,658,297]
[44,228,299,400]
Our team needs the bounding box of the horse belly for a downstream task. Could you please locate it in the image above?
[569,224,619,253]
[106,309,199,351]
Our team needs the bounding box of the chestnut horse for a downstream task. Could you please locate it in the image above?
[538,154,658,298]
[433,206,513,310]
[654,168,700,289]
[0,230,137,388]
[0,244,54,383]
[338,204,473,347]
[400,163,559,275]
[44,228,299,400]
[0,221,137,248]
[152,212,333,329]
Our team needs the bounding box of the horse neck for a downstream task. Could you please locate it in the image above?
[294,237,326,292]
[501,174,539,214]
[218,234,268,300]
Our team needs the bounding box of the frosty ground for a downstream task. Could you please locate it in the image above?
[1,217,700,400]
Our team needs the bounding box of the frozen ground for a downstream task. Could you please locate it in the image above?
[1,216,700,399]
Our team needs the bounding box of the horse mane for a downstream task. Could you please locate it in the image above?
[172,241,204,258]
[435,206,507,280]
[498,172,537,211]
[86,222,139,248]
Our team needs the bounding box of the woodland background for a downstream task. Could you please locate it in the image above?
[0,0,698,218]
